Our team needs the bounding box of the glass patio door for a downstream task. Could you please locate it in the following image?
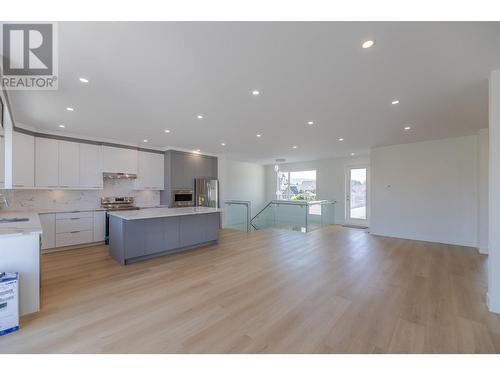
[346,166,369,225]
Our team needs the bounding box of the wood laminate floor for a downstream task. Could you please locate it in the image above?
[1,226,500,353]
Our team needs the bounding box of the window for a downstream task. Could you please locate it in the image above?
[277,170,317,201]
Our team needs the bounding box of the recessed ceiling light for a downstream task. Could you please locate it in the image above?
[164,129,171,133]
[66,107,74,111]
[292,145,298,149]
[404,126,412,130]
[193,149,201,154]
[307,121,314,125]
[58,124,65,128]
[221,143,226,146]
[197,115,203,119]
[79,77,89,83]
[256,134,262,138]
[338,138,344,142]
[391,100,400,105]
[350,152,356,156]
[362,40,375,49]
[143,139,148,143]
[252,90,260,96]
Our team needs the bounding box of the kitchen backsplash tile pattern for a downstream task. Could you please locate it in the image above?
[0,179,160,211]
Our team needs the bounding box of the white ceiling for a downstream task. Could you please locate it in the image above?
[7,22,500,164]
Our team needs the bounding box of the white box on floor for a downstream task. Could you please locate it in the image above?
[0,272,20,336]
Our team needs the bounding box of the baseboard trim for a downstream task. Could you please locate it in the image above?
[487,292,500,314]
[479,246,489,255]
[370,231,476,248]
[42,241,105,254]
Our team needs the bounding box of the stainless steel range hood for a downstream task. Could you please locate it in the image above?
[103,172,137,179]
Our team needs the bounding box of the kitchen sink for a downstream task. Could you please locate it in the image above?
[0,217,30,223]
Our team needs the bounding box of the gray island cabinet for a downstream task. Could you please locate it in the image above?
[108,207,221,264]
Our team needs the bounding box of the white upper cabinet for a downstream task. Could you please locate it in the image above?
[135,151,164,190]
[102,146,138,174]
[35,138,102,189]
[35,137,59,187]
[0,136,4,187]
[59,140,80,187]
[79,143,103,188]
[13,132,35,188]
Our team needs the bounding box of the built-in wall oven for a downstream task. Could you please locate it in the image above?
[172,189,194,207]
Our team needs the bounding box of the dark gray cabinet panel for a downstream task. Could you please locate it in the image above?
[144,218,166,255]
[164,216,180,250]
[109,216,125,264]
[171,151,196,189]
[179,214,207,247]
[206,214,220,242]
[124,220,146,259]
[196,155,217,179]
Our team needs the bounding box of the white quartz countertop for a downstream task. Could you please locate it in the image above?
[0,211,43,238]
[0,207,106,214]
[109,207,222,220]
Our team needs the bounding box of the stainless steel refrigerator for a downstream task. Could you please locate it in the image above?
[194,178,219,208]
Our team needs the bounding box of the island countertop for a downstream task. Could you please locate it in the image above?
[0,211,43,238]
[108,206,222,221]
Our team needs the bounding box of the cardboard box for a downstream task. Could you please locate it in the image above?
[0,272,19,336]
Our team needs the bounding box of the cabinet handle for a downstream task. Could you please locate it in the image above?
[70,218,81,220]
[70,231,81,234]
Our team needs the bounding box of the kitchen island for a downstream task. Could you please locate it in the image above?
[0,212,42,316]
[108,207,221,264]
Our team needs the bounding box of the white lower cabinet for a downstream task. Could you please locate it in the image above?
[93,211,106,242]
[39,213,56,250]
[56,217,93,233]
[55,212,93,248]
[55,231,94,248]
[38,210,106,250]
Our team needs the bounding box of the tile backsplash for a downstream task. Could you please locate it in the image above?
[0,179,160,211]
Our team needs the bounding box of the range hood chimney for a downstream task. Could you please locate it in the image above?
[103,172,137,180]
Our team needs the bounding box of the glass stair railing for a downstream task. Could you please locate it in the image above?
[250,200,336,233]
[223,200,251,232]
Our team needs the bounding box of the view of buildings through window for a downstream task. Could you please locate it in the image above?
[277,170,317,201]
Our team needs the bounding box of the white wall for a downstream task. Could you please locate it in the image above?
[478,128,489,254]
[218,157,266,228]
[371,135,479,247]
[264,156,370,225]
[488,69,500,313]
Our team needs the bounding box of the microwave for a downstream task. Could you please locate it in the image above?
[172,189,194,207]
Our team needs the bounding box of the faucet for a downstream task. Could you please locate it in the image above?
[0,193,9,209]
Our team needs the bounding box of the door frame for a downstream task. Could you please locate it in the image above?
[345,165,370,226]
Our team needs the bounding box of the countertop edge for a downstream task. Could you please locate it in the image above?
[109,208,222,221]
